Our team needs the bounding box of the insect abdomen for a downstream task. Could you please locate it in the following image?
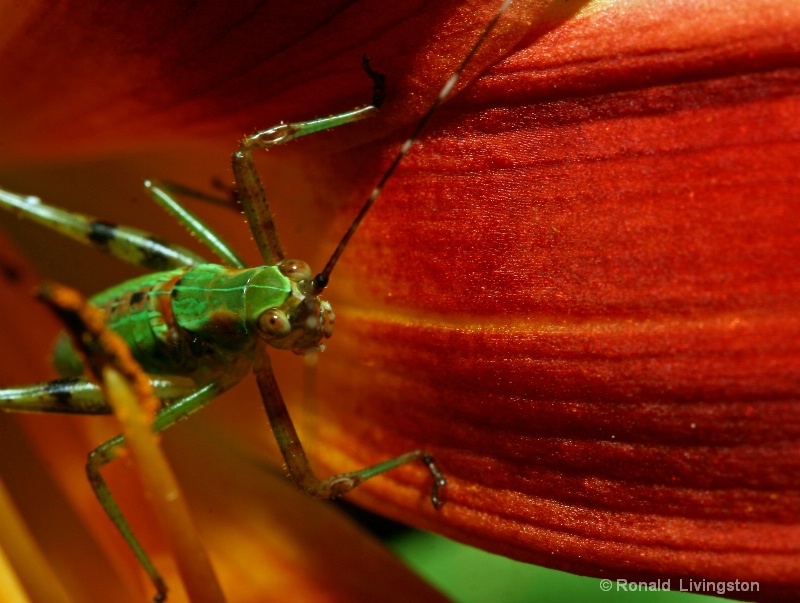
[53,268,192,376]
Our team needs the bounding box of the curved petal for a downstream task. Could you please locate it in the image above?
[1,1,799,602]
[304,2,800,601]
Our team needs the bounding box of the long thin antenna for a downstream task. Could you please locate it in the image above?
[310,0,514,294]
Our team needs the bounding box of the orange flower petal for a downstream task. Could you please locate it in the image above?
[0,235,451,601]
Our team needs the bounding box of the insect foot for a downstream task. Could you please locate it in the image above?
[421,454,448,509]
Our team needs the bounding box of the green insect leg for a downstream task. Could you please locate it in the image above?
[254,352,447,508]
[0,378,110,414]
[86,379,229,603]
[0,187,205,270]
[0,377,196,415]
[88,430,169,602]
[232,57,385,266]
[142,180,246,269]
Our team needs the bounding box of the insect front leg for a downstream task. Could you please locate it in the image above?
[232,57,385,266]
[254,351,447,508]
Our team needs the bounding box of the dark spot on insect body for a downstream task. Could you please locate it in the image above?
[171,277,184,299]
[130,291,145,305]
[45,378,82,406]
[207,310,242,341]
[88,221,117,247]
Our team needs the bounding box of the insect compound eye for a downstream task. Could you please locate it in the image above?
[278,259,312,283]
[257,308,292,340]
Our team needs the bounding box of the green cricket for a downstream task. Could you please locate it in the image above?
[0,1,513,600]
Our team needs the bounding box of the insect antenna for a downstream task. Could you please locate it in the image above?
[309,0,514,295]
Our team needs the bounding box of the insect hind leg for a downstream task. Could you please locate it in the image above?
[0,187,205,270]
[0,377,198,415]
[0,378,110,414]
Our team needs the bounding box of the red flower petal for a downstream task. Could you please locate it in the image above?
[1,1,799,601]
[0,0,540,159]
